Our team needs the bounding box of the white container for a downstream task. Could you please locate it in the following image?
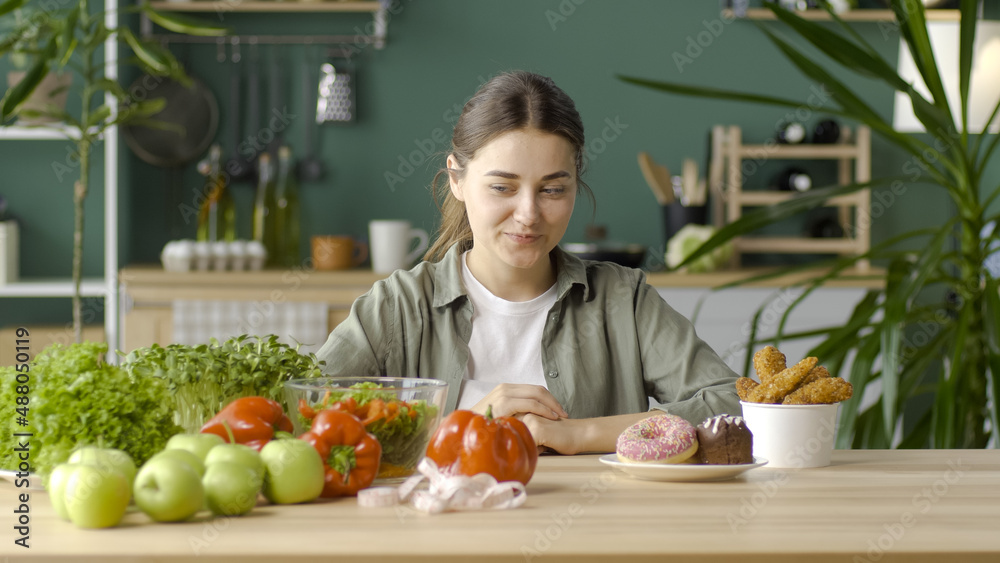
[210,241,230,271]
[368,219,429,274]
[740,401,839,469]
[193,241,212,271]
[229,240,248,271]
[0,221,19,284]
[246,240,267,271]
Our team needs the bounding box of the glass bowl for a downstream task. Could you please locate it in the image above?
[284,377,448,482]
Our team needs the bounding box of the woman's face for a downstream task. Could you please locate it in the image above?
[449,128,577,283]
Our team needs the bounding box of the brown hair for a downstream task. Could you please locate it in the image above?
[424,71,592,262]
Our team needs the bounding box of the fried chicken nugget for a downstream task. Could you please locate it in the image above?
[791,365,830,393]
[747,356,818,404]
[782,377,853,405]
[753,346,787,384]
[736,377,759,402]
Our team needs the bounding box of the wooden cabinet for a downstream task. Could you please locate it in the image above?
[120,266,882,375]
[119,267,384,353]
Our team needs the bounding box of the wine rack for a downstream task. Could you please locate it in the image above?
[708,124,872,269]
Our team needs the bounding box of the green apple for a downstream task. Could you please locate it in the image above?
[202,462,262,516]
[47,463,82,521]
[68,446,137,491]
[63,464,130,529]
[205,443,265,479]
[165,433,225,462]
[260,439,324,504]
[151,448,205,477]
[134,457,204,522]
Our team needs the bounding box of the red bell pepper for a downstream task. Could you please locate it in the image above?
[298,409,382,497]
[425,406,538,485]
[201,396,294,451]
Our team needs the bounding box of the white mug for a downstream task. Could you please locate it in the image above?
[368,220,429,274]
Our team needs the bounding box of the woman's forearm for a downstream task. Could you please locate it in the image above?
[526,411,662,455]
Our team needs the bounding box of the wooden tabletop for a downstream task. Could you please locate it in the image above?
[5,449,998,562]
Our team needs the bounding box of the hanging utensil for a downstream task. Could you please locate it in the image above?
[637,152,675,206]
[245,41,262,178]
[123,45,219,238]
[265,45,286,156]
[316,56,355,124]
[297,46,325,182]
[224,38,253,184]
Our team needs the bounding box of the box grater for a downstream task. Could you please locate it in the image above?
[316,59,355,124]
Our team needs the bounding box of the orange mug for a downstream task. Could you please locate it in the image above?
[311,235,369,271]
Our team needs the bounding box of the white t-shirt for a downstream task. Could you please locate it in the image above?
[456,252,557,410]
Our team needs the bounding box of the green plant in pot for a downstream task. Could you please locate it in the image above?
[0,0,226,341]
[620,0,999,449]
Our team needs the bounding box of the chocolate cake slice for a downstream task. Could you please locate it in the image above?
[695,415,754,465]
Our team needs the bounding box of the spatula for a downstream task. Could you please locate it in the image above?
[638,152,676,206]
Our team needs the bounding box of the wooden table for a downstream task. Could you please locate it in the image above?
[5,450,999,562]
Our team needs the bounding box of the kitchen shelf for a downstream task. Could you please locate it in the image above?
[708,124,872,269]
[0,2,119,353]
[149,1,382,13]
[0,278,110,298]
[0,124,89,140]
[722,8,961,21]
[143,0,389,47]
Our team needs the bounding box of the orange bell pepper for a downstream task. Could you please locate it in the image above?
[425,406,538,485]
[299,409,382,497]
[201,397,294,451]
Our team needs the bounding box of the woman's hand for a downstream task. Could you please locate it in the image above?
[518,414,583,455]
[471,383,569,420]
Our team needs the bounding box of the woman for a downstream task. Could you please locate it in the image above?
[316,71,740,454]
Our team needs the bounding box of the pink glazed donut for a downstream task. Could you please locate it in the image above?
[616,414,699,464]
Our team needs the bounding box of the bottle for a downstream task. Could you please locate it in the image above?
[252,153,278,266]
[808,215,845,238]
[812,119,841,144]
[196,145,236,243]
[776,167,813,192]
[272,146,301,268]
[776,120,807,144]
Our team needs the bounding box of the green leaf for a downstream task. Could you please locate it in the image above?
[0,37,56,121]
[86,105,111,128]
[142,5,230,37]
[957,0,978,133]
[118,27,170,76]
[57,0,81,68]
[837,332,880,449]
[983,277,1000,446]
[674,178,894,270]
[889,0,951,119]
[765,2,908,91]
[0,0,27,17]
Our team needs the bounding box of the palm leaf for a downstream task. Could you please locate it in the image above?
[0,0,26,17]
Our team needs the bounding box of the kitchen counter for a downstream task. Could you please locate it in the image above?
[5,449,998,562]
[117,265,884,365]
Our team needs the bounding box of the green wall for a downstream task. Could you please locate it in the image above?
[3,1,994,329]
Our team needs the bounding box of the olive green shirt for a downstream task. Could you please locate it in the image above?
[315,243,741,424]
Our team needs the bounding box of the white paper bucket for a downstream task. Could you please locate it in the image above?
[740,401,839,468]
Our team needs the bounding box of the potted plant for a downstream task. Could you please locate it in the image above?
[0,0,226,342]
[620,0,998,449]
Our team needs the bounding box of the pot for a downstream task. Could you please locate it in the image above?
[562,243,647,268]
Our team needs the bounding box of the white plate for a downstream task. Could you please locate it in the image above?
[598,454,768,482]
[0,469,44,490]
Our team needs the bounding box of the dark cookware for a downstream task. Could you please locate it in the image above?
[122,67,219,237]
[562,243,648,269]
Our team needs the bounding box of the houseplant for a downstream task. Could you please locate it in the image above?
[620,0,999,449]
[0,0,226,342]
